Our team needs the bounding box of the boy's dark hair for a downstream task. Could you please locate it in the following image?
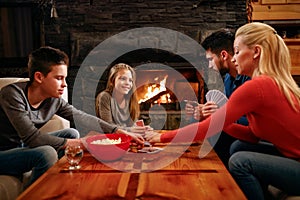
[28,46,69,83]
[201,28,235,56]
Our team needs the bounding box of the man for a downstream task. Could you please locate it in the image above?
[0,46,144,188]
[186,29,250,166]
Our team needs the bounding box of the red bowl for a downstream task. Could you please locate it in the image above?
[86,133,131,162]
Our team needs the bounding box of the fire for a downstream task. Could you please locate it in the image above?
[138,75,171,104]
[154,93,171,104]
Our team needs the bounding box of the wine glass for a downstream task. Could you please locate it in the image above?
[65,145,84,170]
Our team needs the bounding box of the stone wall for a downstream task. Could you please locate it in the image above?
[0,0,248,105]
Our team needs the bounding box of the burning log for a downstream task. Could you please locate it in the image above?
[142,90,170,104]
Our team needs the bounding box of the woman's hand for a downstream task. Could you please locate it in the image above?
[144,131,161,143]
[116,129,145,144]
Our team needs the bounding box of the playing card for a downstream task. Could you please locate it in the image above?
[205,89,228,107]
[135,120,144,127]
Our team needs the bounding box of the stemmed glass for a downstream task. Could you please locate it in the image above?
[65,145,84,170]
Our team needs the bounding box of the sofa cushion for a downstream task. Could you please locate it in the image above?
[0,175,22,200]
[269,185,300,200]
[0,77,29,88]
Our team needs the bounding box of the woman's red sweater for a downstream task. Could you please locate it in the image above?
[161,76,300,159]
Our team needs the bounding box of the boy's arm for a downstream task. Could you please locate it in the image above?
[57,99,118,135]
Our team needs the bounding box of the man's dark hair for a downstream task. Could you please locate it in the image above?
[28,46,69,83]
[201,28,235,56]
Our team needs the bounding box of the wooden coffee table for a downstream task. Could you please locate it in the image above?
[17,140,246,200]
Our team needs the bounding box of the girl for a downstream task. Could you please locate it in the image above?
[96,63,147,133]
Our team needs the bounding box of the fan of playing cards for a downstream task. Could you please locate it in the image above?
[205,89,228,107]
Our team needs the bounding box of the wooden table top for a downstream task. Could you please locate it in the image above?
[17,141,246,200]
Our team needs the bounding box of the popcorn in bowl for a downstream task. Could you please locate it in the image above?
[86,133,131,162]
[90,138,121,145]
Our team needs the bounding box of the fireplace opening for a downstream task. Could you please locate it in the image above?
[134,63,206,129]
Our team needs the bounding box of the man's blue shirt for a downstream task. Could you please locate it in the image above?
[224,73,251,125]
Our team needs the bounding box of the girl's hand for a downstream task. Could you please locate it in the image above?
[116,129,145,144]
[130,126,147,134]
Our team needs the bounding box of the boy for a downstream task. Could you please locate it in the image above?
[0,46,143,188]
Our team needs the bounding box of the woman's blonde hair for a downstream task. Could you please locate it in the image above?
[106,63,140,121]
[236,22,300,111]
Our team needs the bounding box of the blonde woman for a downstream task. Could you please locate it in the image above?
[96,63,147,134]
[145,22,300,199]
